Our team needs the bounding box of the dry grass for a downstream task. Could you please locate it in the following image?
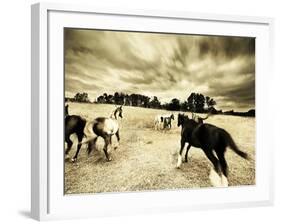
[65,102,255,194]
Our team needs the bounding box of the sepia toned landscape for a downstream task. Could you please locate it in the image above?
[65,103,255,194]
[64,29,255,194]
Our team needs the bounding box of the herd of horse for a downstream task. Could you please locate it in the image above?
[65,104,123,162]
[65,104,249,187]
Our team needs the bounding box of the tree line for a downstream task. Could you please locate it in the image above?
[66,91,219,113]
[65,91,255,117]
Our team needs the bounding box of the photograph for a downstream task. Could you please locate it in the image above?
[64,28,255,194]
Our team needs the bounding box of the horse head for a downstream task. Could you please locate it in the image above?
[65,104,69,117]
[177,113,188,127]
[112,105,123,119]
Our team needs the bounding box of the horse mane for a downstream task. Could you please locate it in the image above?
[114,108,119,119]
[178,113,200,127]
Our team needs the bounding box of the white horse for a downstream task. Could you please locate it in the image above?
[81,105,123,161]
[154,114,174,130]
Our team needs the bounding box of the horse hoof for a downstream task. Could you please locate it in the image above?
[209,169,227,187]
[177,155,182,168]
[71,158,77,163]
[221,175,229,187]
[107,158,112,162]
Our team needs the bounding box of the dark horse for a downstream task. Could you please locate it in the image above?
[177,113,248,186]
[64,105,87,162]
[86,105,123,161]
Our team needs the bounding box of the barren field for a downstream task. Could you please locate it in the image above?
[64,102,255,194]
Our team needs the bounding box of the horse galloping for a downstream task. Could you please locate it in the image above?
[86,105,123,161]
[177,113,248,187]
[64,105,87,162]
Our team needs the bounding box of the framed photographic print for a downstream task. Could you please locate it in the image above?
[31,2,274,221]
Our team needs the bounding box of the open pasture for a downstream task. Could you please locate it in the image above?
[65,102,255,194]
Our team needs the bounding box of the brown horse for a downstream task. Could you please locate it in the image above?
[65,114,87,162]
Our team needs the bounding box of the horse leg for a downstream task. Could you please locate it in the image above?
[203,148,226,187]
[87,137,98,156]
[114,130,120,150]
[216,149,228,177]
[185,144,191,163]
[65,135,73,157]
[176,138,186,168]
[103,135,112,161]
[203,148,221,175]
[216,148,229,187]
[71,133,84,162]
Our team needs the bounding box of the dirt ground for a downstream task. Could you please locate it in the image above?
[64,102,255,194]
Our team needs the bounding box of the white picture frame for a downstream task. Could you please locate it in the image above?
[31,2,274,221]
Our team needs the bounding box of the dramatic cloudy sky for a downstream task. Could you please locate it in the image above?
[65,28,255,111]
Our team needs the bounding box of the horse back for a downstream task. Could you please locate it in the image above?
[192,124,227,149]
[65,115,86,136]
[93,117,119,136]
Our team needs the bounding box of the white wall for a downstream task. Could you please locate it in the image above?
[0,0,279,223]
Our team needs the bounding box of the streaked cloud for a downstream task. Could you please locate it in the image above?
[65,28,255,111]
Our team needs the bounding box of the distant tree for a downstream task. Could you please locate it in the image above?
[148,96,161,109]
[195,93,205,112]
[107,94,114,104]
[74,92,90,103]
[187,93,217,113]
[142,95,150,108]
[205,96,216,110]
[180,101,189,111]
[65,97,74,102]
[97,95,105,103]
[187,93,205,112]
[187,93,196,111]
[129,94,138,106]
[103,93,108,102]
[167,98,180,111]
[113,92,125,105]
[124,94,131,106]
[247,109,255,117]
[114,92,119,103]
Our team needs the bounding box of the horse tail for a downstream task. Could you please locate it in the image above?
[223,130,248,160]
[80,120,98,148]
[86,136,98,155]
[202,113,210,120]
